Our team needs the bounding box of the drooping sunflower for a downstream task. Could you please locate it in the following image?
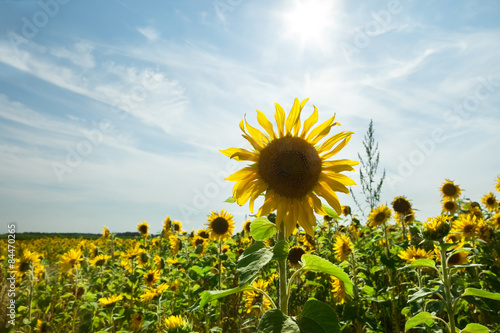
[59,249,83,273]
[392,196,412,214]
[341,205,351,217]
[440,179,462,201]
[169,235,182,257]
[423,216,451,240]
[287,246,307,268]
[481,192,498,211]
[367,205,392,228]
[242,219,252,234]
[137,221,149,237]
[129,312,144,331]
[163,216,172,238]
[243,279,272,315]
[451,214,478,239]
[98,294,123,307]
[221,98,358,236]
[333,234,353,262]
[398,246,434,264]
[154,254,165,270]
[206,209,235,241]
[331,276,349,305]
[442,200,459,215]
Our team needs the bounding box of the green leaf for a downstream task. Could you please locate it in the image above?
[409,259,436,270]
[322,204,339,218]
[405,312,434,331]
[256,309,300,333]
[300,254,353,297]
[462,288,500,301]
[408,286,442,303]
[272,240,289,261]
[460,323,489,333]
[250,217,277,241]
[224,196,236,203]
[297,298,340,333]
[188,284,253,311]
[237,241,273,284]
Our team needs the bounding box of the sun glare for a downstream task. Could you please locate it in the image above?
[283,0,335,47]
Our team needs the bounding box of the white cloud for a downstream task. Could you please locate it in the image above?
[137,26,160,41]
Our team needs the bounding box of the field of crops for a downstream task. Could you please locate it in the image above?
[2,100,500,333]
[2,185,500,333]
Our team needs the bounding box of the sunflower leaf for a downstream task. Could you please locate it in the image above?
[460,323,489,333]
[256,309,300,333]
[272,240,289,261]
[296,298,340,333]
[408,259,436,270]
[404,312,435,331]
[224,196,236,203]
[322,204,339,218]
[237,241,273,285]
[461,288,500,301]
[300,254,353,296]
[250,217,277,241]
[188,284,253,311]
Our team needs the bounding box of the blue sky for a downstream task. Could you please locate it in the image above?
[1,0,499,234]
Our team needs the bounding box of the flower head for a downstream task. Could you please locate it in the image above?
[452,214,479,239]
[367,205,392,228]
[59,249,83,273]
[243,279,272,314]
[481,192,498,211]
[392,196,412,214]
[331,276,349,304]
[98,294,123,307]
[207,209,235,241]
[137,221,149,237]
[333,234,353,262]
[398,246,434,264]
[440,179,462,201]
[221,98,358,236]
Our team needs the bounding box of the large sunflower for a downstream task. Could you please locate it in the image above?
[221,98,358,236]
[207,209,235,241]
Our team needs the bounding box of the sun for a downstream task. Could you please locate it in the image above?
[282,0,334,46]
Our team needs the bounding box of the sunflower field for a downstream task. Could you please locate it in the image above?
[2,99,500,333]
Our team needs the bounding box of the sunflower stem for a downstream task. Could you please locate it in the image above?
[439,244,457,333]
[277,222,289,315]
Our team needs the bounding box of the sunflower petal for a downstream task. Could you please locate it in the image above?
[320,136,352,159]
[274,102,286,137]
[256,110,276,139]
[220,148,257,161]
[318,131,353,154]
[225,166,257,181]
[300,105,319,138]
[306,115,336,142]
[315,183,342,215]
[244,115,269,145]
[285,98,301,135]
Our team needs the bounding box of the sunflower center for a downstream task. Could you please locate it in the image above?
[139,225,148,234]
[258,136,322,198]
[486,197,495,205]
[393,198,411,213]
[442,183,458,196]
[463,224,475,234]
[444,201,455,210]
[375,212,386,223]
[287,247,305,264]
[211,217,229,235]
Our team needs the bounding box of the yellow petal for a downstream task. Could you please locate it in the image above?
[244,115,269,146]
[274,102,286,138]
[225,166,257,181]
[256,110,276,139]
[320,136,352,159]
[306,115,336,142]
[219,148,258,161]
[300,105,319,138]
[317,131,353,154]
[315,183,342,215]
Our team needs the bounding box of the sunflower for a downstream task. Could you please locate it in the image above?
[447,250,470,266]
[398,246,434,264]
[98,294,123,307]
[140,283,168,302]
[341,205,351,217]
[243,279,272,314]
[163,216,172,238]
[163,315,192,332]
[130,312,143,331]
[481,192,498,211]
[172,220,183,234]
[392,196,412,214]
[476,220,491,243]
[287,246,306,268]
[16,250,41,276]
[243,219,252,234]
[102,226,111,240]
[197,229,210,239]
[169,235,182,257]
[154,254,165,270]
[440,179,462,201]
[137,221,149,237]
[490,212,500,229]
[221,98,358,236]
[331,276,349,305]
[442,200,458,215]
[207,209,235,241]
[90,254,111,267]
[333,234,353,262]
[137,252,149,267]
[423,216,451,240]
[59,249,83,273]
[36,319,49,333]
[367,205,392,228]
[34,264,45,282]
[144,269,160,287]
[496,175,500,192]
[451,214,478,239]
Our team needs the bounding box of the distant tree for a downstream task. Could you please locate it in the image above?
[351,119,386,218]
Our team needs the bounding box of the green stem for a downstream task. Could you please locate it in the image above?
[277,223,289,315]
[440,245,456,333]
[249,286,277,310]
